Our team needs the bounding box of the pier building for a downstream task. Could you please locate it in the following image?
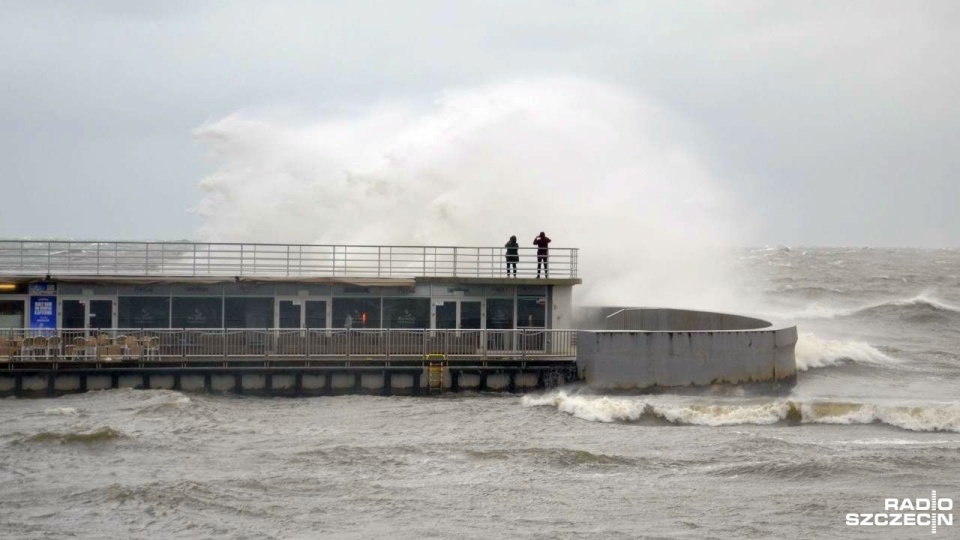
[0,240,581,396]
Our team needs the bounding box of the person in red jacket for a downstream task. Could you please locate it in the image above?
[533,231,551,278]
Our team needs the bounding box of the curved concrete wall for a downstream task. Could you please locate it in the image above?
[605,308,771,331]
[576,308,797,390]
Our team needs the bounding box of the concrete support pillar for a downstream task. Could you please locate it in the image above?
[382,372,392,396]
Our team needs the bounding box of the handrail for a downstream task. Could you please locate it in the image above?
[0,328,577,361]
[0,240,579,279]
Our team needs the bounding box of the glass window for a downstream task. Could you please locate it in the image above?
[88,300,113,330]
[435,301,456,329]
[278,300,301,328]
[119,297,170,328]
[461,301,482,329]
[383,298,429,328]
[225,297,273,328]
[305,300,327,329]
[0,300,25,328]
[486,298,514,330]
[332,298,380,328]
[61,300,85,329]
[517,296,546,328]
[172,297,222,328]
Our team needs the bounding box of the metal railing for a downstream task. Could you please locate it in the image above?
[0,328,577,362]
[0,240,579,279]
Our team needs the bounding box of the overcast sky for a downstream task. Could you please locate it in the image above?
[1,1,957,247]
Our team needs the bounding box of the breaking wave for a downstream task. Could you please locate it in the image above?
[522,391,960,432]
[777,293,960,322]
[794,332,896,371]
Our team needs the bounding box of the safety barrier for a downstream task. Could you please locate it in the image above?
[0,240,578,279]
[0,328,577,362]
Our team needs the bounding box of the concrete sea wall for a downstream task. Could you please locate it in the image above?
[577,308,797,390]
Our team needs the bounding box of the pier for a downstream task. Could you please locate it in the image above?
[0,240,580,396]
[0,239,797,397]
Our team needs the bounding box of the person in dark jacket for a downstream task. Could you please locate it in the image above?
[533,231,551,278]
[504,235,519,277]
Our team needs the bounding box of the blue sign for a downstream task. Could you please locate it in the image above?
[28,282,57,295]
[30,296,57,329]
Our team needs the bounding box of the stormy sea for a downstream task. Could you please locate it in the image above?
[1,247,958,539]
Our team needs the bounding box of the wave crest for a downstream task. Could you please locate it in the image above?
[794,333,895,371]
[522,391,960,432]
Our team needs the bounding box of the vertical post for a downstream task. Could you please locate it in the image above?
[377,246,382,277]
[453,247,457,277]
[382,372,392,396]
[47,242,51,276]
[145,242,149,276]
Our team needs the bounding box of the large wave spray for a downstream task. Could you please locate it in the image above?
[192,78,750,307]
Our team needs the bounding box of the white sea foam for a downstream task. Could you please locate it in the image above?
[794,332,896,371]
[43,407,78,416]
[523,392,960,432]
[800,402,960,432]
[192,77,752,308]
